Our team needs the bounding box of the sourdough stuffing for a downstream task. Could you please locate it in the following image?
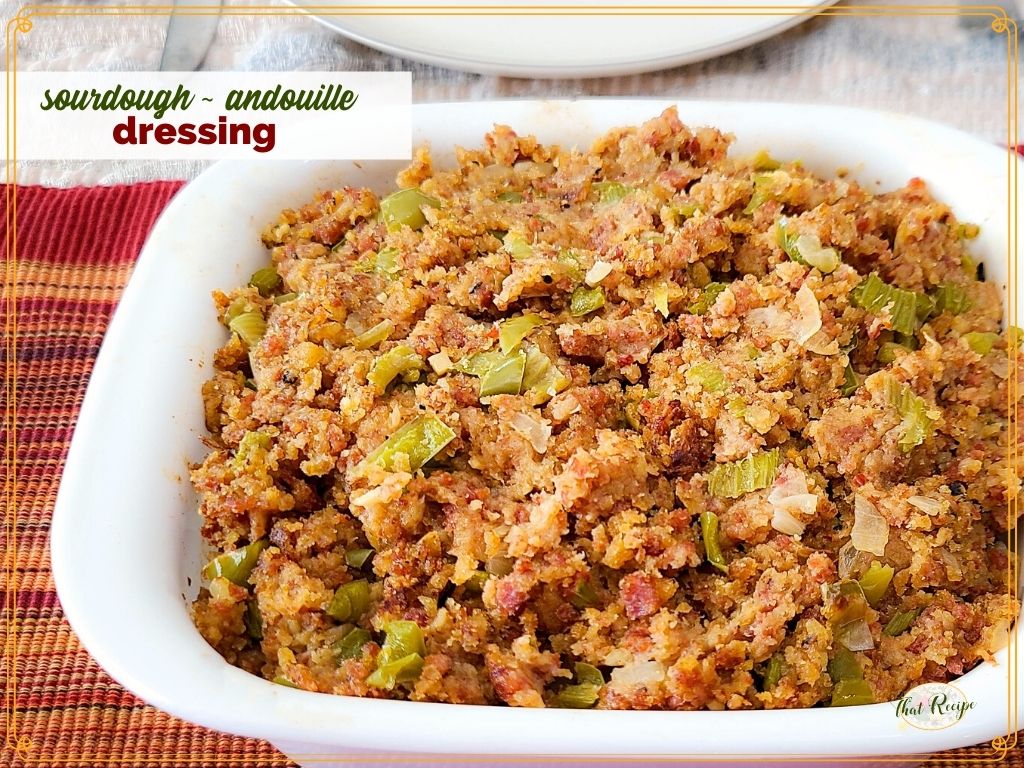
[191,108,1020,710]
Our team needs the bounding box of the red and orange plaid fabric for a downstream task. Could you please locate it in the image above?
[1,182,1020,766]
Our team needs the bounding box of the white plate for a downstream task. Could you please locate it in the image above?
[286,0,836,78]
[51,100,1021,763]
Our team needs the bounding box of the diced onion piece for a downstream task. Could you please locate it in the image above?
[766,466,816,536]
[514,160,554,179]
[585,260,614,287]
[851,494,889,556]
[509,412,552,454]
[427,351,454,375]
[792,283,823,344]
[746,306,790,339]
[907,495,943,515]
[706,448,781,499]
[771,506,806,536]
[837,617,875,652]
[652,282,671,318]
[498,314,543,354]
[837,540,871,580]
[803,331,841,356]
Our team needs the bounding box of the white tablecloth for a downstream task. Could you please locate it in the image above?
[7,0,1021,187]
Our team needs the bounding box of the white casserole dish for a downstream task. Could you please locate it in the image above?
[51,100,1022,764]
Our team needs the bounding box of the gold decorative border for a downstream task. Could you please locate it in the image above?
[2,3,1018,765]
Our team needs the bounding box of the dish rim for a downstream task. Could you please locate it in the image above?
[282,0,837,79]
[49,98,1021,757]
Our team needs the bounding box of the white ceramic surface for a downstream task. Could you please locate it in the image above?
[285,0,836,78]
[51,100,1021,764]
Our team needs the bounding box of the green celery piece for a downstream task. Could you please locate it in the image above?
[521,346,570,405]
[503,231,533,260]
[326,579,371,622]
[229,311,266,348]
[551,663,604,709]
[851,274,927,336]
[881,376,935,453]
[498,314,544,354]
[776,217,840,274]
[858,562,894,607]
[963,331,999,355]
[751,149,782,170]
[365,653,424,690]
[686,362,726,393]
[202,539,269,587]
[497,190,524,203]
[557,250,586,284]
[334,627,372,660]
[570,286,605,316]
[479,350,527,397]
[362,415,456,472]
[345,548,374,568]
[244,599,263,640]
[828,646,864,682]
[367,344,423,392]
[380,188,440,231]
[932,282,971,315]
[249,266,282,297]
[454,349,509,378]
[365,620,427,687]
[705,448,781,499]
[763,654,786,690]
[831,678,874,707]
[700,510,728,573]
[744,172,779,214]
[883,608,922,637]
[688,282,727,315]
[570,580,600,609]
[592,181,631,203]
[351,319,394,350]
[841,363,864,396]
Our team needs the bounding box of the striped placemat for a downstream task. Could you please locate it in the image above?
[2,181,1020,767]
